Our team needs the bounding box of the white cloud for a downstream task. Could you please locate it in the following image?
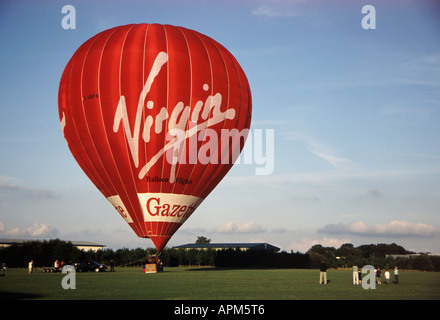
[312,151,350,168]
[26,223,57,237]
[320,220,440,238]
[286,131,351,168]
[0,221,59,238]
[290,236,352,253]
[251,0,306,17]
[0,182,56,198]
[216,221,265,234]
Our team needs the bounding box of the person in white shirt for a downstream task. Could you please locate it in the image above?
[352,265,359,285]
[28,260,33,274]
[384,269,390,284]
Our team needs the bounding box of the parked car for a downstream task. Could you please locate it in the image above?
[75,260,107,272]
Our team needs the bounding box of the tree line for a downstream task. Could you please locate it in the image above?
[1,239,439,271]
[307,242,440,272]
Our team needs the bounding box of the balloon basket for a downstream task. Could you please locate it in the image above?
[143,263,162,273]
[143,254,163,273]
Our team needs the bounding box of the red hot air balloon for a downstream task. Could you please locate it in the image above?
[58,24,252,252]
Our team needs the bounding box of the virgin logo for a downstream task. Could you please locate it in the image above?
[113,52,236,182]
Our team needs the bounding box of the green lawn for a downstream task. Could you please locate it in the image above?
[1,267,439,300]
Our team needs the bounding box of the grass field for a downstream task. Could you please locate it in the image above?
[1,267,439,300]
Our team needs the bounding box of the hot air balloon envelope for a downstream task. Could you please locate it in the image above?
[58,24,252,252]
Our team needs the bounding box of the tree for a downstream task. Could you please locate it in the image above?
[412,254,434,271]
[195,236,211,244]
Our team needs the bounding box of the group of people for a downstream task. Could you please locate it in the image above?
[319,260,400,285]
[28,259,71,274]
[352,265,399,285]
[53,259,65,271]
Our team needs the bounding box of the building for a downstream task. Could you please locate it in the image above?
[69,241,106,252]
[0,239,105,252]
[386,253,440,259]
[173,242,280,252]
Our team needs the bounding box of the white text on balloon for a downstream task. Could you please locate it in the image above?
[112,52,237,182]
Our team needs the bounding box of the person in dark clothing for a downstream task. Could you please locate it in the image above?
[319,260,327,284]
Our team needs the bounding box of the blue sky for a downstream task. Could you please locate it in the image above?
[1,0,440,253]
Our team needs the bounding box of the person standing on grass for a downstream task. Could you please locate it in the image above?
[28,260,33,274]
[394,266,399,284]
[319,260,327,284]
[352,264,359,285]
[376,267,382,284]
[384,269,390,284]
[54,259,59,272]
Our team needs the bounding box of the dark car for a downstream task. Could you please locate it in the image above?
[75,260,107,272]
